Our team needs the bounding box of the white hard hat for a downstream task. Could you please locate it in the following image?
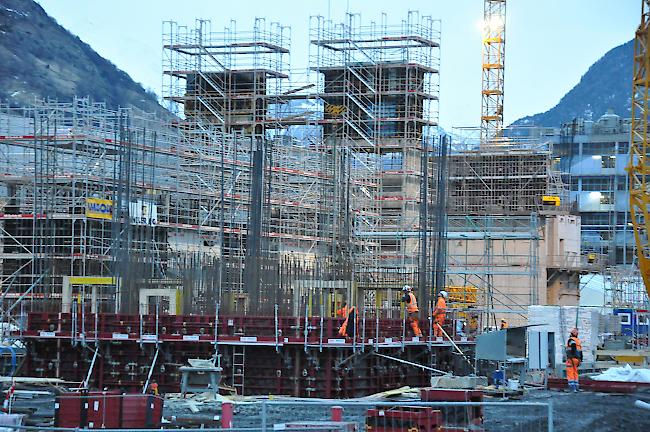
[402,285,412,291]
[439,290,448,298]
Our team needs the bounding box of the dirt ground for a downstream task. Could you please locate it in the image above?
[484,388,650,432]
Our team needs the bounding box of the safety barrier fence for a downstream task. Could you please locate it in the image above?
[228,400,553,432]
[0,398,553,431]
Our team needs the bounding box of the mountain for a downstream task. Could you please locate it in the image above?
[0,0,168,116]
[514,40,633,127]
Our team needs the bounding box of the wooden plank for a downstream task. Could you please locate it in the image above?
[596,349,650,357]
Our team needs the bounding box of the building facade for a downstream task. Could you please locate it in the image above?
[549,110,633,266]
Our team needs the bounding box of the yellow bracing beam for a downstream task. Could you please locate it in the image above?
[629,0,650,299]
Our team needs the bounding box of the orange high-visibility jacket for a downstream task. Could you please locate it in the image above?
[405,292,419,313]
[338,307,357,338]
[433,297,446,322]
[336,306,349,318]
[566,336,582,361]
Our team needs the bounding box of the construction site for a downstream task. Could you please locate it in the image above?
[0,1,649,431]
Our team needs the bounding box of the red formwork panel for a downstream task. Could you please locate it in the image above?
[54,394,83,428]
[55,391,121,429]
[547,377,650,393]
[366,407,443,432]
[23,312,448,342]
[55,392,162,429]
[419,389,483,429]
[420,388,483,402]
[120,394,163,429]
[278,422,357,432]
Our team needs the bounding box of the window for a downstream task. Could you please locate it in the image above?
[581,213,609,226]
[618,142,630,154]
[619,313,631,325]
[553,143,575,157]
[382,152,403,170]
[582,142,616,155]
[617,177,628,191]
[570,178,580,191]
[602,155,616,168]
[638,314,650,326]
[600,192,613,205]
[581,177,612,191]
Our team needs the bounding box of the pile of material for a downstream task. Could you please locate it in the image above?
[591,365,650,383]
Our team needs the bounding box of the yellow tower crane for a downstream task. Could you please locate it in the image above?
[629,0,650,299]
[480,0,506,145]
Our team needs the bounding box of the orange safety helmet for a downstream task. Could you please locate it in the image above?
[570,328,579,337]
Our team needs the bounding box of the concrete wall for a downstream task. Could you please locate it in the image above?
[544,215,581,268]
[528,305,602,365]
[446,214,583,326]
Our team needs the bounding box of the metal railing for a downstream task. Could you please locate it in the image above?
[0,399,553,431]
[229,399,554,432]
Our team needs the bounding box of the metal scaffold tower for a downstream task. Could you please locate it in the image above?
[309,11,444,314]
[480,0,506,145]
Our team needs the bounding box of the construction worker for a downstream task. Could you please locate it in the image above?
[335,301,349,318]
[468,315,479,336]
[149,379,159,396]
[566,328,583,392]
[338,305,357,339]
[400,285,423,337]
[432,291,447,338]
[500,319,508,330]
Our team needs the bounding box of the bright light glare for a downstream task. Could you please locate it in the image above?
[482,15,504,33]
[588,192,602,199]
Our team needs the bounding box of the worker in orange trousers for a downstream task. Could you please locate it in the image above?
[565,328,583,392]
[432,291,448,337]
[401,285,423,337]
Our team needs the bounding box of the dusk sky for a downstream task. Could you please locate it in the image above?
[36,0,637,129]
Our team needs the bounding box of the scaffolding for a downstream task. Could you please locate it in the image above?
[446,215,541,326]
[606,265,649,309]
[310,12,443,312]
[447,127,570,215]
[0,13,447,323]
[443,126,579,325]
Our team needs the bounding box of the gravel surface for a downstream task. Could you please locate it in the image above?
[228,390,650,432]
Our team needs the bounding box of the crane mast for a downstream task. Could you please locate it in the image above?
[480,0,506,145]
[629,0,650,299]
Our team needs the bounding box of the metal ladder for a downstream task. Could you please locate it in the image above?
[232,345,245,395]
